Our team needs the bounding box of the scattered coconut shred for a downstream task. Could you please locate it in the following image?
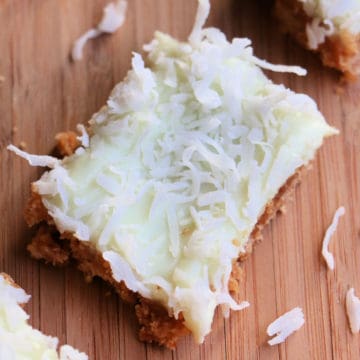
[7,144,60,168]
[76,124,90,148]
[346,288,360,334]
[267,308,305,346]
[71,0,127,61]
[321,206,345,270]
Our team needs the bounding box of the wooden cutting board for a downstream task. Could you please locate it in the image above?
[1,0,360,359]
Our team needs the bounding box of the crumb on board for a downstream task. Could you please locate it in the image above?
[19,141,27,150]
[54,131,80,157]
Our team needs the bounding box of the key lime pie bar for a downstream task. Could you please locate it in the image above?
[0,273,87,359]
[275,0,360,78]
[9,0,337,348]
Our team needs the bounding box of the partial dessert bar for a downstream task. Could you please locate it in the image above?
[9,0,337,348]
[0,273,87,359]
[275,0,360,78]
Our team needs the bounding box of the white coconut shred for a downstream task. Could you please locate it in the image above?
[267,307,305,345]
[346,287,360,334]
[71,0,128,61]
[321,206,345,270]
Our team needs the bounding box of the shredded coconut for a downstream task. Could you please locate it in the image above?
[346,288,360,334]
[76,124,90,148]
[71,29,101,61]
[7,144,60,168]
[188,0,306,76]
[267,307,305,345]
[71,0,127,61]
[249,57,307,76]
[189,0,211,44]
[44,200,90,241]
[60,345,88,360]
[103,251,151,297]
[321,206,345,270]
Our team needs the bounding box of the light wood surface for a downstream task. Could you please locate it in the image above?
[1,0,360,359]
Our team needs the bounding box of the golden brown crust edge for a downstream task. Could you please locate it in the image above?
[24,133,303,348]
[274,0,360,80]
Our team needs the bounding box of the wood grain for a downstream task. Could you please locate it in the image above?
[1,0,360,359]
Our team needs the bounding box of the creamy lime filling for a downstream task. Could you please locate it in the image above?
[9,2,337,342]
[0,275,87,360]
[299,0,360,49]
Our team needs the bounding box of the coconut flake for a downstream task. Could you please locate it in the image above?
[98,0,127,33]
[189,0,210,44]
[267,307,305,346]
[44,200,90,241]
[306,18,334,50]
[166,205,180,257]
[188,0,306,76]
[103,251,151,297]
[321,206,345,270]
[71,29,101,61]
[76,124,90,148]
[346,288,360,334]
[215,293,250,313]
[7,145,60,168]
[249,57,307,76]
[71,0,127,61]
[60,345,88,360]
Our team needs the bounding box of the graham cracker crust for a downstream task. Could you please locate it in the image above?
[275,0,360,80]
[24,132,303,348]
